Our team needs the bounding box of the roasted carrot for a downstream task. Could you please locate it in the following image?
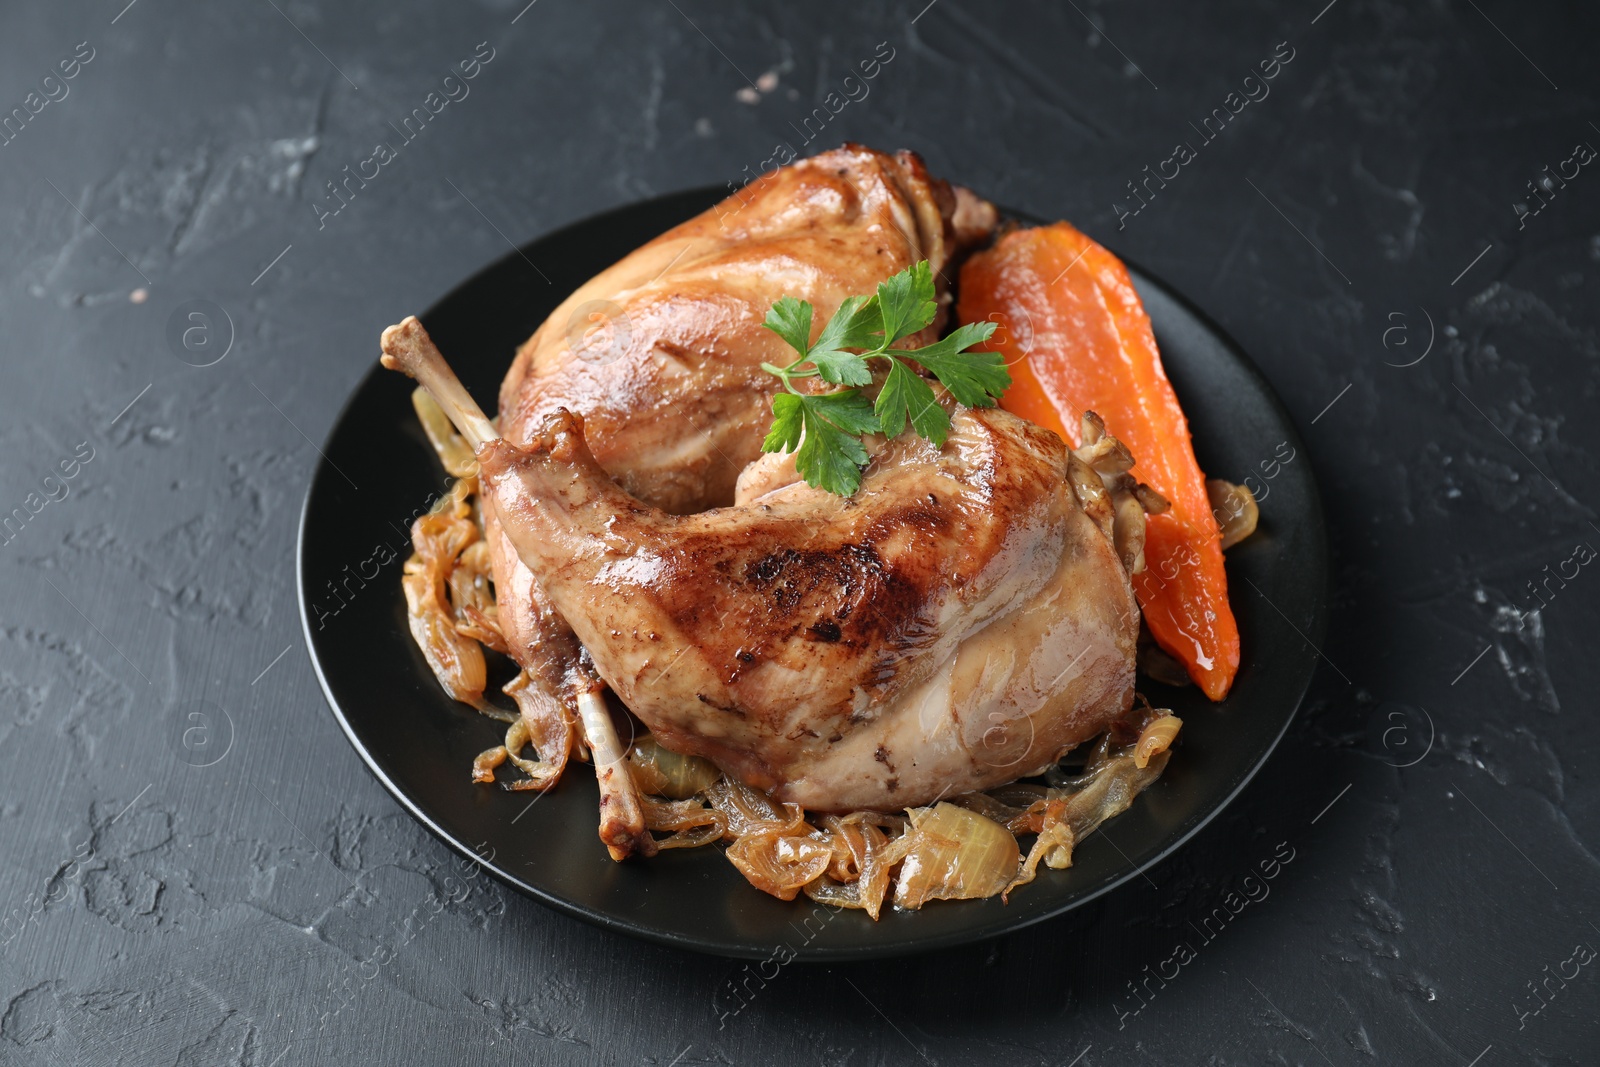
[957,223,1240,700]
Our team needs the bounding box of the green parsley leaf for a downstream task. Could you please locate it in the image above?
[758,261,1010,497]
[805,295,881,386]
[814,293,883,352]
[875,261,937,345]
[875,358,950,447]
[807,348,873,387]
[762,391,881,496]
[812,350,876,388]
[805,392,881,494]
[803,389,883,437]
[798,417,871,496]
[761,296,814,356]
[762,391,808,454]
[890,321,1008,408]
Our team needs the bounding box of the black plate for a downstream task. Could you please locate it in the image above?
[297,188,1327,960]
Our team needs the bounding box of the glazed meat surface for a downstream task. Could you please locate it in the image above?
[480,404,1140,811]
[497,144,990,512]
[484,145,996,718]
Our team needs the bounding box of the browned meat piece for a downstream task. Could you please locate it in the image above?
[497,144,989,511]
[479,406,1139,812]
[480,145,997,792]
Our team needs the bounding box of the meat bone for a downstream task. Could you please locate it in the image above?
[381,316,655,861]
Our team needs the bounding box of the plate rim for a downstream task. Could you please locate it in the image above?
[296,185,1329,960]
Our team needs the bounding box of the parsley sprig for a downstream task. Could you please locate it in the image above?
[759,261,1008,495]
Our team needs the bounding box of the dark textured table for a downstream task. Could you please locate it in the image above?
[2,1,1596,1063]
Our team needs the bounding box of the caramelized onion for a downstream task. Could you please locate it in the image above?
[707,778,805,837]
[853,820,913,919]
[401,565,490,712]
[641,797,727,849]
[402,391,1184,913]
[802,876,861,910]
[805,815,915,919]
[815,813,867,882]
[894,803,1019,910]
[1055,742,1170,842]
[471,744,508,784]
[403,477,500,714]
[497,716,557,792]
[726,832,833,901]
[949,791,1029,828]
[626,736,721,799]
[1008,795,1076,895]
[1207,478,1259,550]
[502,671,579,790]
[448,541,507,653]
[1134,714,1182,769]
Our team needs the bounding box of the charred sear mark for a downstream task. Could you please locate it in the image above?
[740,539,931,648]
[744,543,887,607]
[745,545,879,620]
[809,619,842,643]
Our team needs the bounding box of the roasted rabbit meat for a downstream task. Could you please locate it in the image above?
[383,318,1147,813]
[382,144,1193,906]
[483,146,996,751]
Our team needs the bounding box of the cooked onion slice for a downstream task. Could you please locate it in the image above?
[402,477,502,715]
[1009,795,1076,893]
[503,669,576,779]
[401,565,490,713]
[626,736,721,799]
[1133,714,1182,769]
[894,803,1019,910]
[707,778,806,837]
[726,832,833,901]
[1207,478,1259,550]
[499,710,562,792]
[805,815,915,919]
[448,541,507,653]
[641,797,727,850]
[471,744,508,784]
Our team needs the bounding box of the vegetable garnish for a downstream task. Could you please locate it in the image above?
[759,260,1009,495]
[957,223,1242,701]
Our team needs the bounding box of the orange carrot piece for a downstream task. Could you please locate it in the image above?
[957,223,1240,701]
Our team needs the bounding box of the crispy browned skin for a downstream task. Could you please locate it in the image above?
[480,406,1139,812]
[483,146,996,723]
[498,145,984,510]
